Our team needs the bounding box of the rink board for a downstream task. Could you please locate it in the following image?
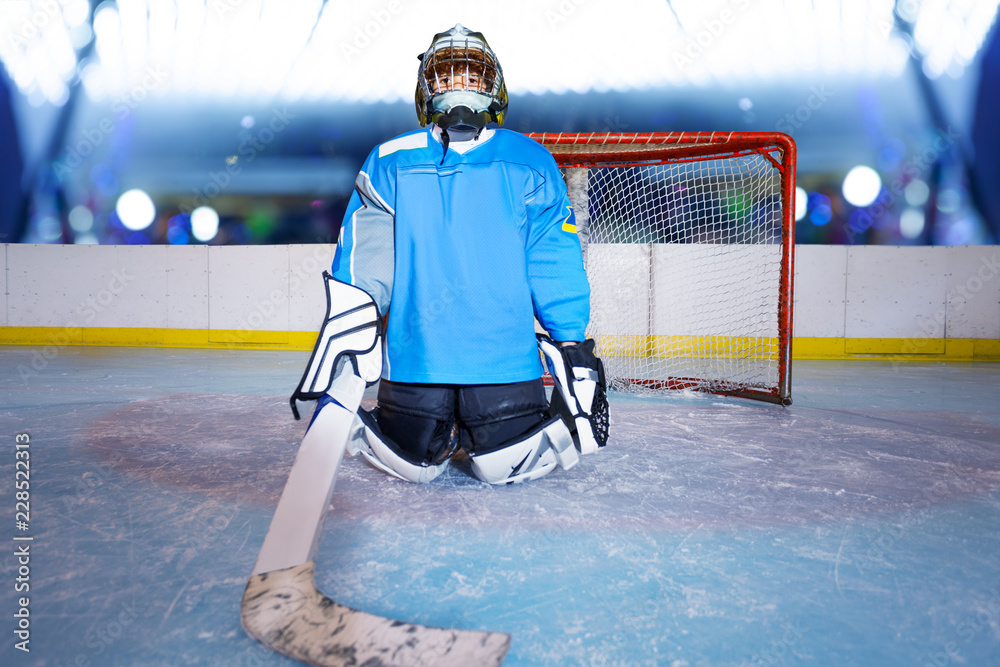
[0,243,998,360]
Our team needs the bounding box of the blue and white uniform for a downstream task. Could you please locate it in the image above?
[332,126,590,385]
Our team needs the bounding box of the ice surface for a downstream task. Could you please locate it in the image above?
[0,347,997,666]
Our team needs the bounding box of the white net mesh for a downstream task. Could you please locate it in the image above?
[538,135,792,400]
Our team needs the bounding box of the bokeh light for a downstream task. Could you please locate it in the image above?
[904,180,930,207]
[67,205,94,233]
[795,187,807,221]
[899,208,925,239]
[842,166,882,207]
[191,206,220,242]
[116,189,156,231]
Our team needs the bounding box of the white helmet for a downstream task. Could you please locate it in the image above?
[414,24,508,133]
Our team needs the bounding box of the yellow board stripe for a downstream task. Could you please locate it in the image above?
[0,327,998,360]
[0,327,317,351]
[593,334,1000,361]
[794,337,1000,361]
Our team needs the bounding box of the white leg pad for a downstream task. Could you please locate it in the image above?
[470,418,577,485]
[574,416,599,455]
[346,413,449,484]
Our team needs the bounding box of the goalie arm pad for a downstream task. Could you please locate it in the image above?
[537,335,610,455]
[290,272,383,420]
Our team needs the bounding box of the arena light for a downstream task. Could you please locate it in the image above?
[36,215,61,241]
[808,193,833,227]
[795,187,807,221]
[0,0,84,106]
[63,0,90,28]
[899,208,925,239]
[842,166,882,208]
[68,205,94,233]
[191,206,219,242]
[116,189,156,231]
[909,0,1000,79]
[904,179,930,207]
[4,0,999,103]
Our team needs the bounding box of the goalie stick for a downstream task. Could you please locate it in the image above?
[241,273,511,667]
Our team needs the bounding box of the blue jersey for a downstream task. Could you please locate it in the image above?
[332,127,590,385]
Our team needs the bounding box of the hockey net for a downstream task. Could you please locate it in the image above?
[529,132,796,405]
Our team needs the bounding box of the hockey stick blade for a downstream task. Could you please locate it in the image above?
[242,365,510,667]
[243,562,511,667]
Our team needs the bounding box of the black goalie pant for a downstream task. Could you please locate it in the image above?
[375,378,549,464]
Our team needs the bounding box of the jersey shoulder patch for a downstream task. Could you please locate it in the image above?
[379,132,429,159]
[561,205,577,233]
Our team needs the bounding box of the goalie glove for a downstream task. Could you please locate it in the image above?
[290,272,383,420]
[537,335,610,455]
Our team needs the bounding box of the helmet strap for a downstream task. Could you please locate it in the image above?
[439,126,450,164]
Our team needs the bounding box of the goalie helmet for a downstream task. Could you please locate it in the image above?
[414,24,508,132]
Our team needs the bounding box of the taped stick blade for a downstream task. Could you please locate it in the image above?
[242,562,511,667]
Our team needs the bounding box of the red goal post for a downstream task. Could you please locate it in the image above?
[528,132,796,406]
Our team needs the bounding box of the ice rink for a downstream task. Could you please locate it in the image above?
[1,345,998,666]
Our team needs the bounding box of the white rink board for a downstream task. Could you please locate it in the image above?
[6,244,170,329]
[845,246,947,340]
[651,244,780,337]
[945,246,1000,339]
[586,244,781,338]
[1,244,333,334]
[0,245,6,327]
[208,246,291,342]
[166,245,209,330]
[586,244,650,336]
[793,245,848,338]
[288,245,336,330]
[0,244,997,344]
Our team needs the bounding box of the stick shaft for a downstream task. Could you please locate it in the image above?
[252,372,366,576]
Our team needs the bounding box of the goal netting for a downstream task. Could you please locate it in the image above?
[530,132,796,405]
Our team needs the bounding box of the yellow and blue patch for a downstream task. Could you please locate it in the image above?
[561,205,577,233]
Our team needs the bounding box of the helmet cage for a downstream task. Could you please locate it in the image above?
[415,25,507,129]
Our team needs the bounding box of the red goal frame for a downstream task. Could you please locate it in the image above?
[528,132,796,406]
